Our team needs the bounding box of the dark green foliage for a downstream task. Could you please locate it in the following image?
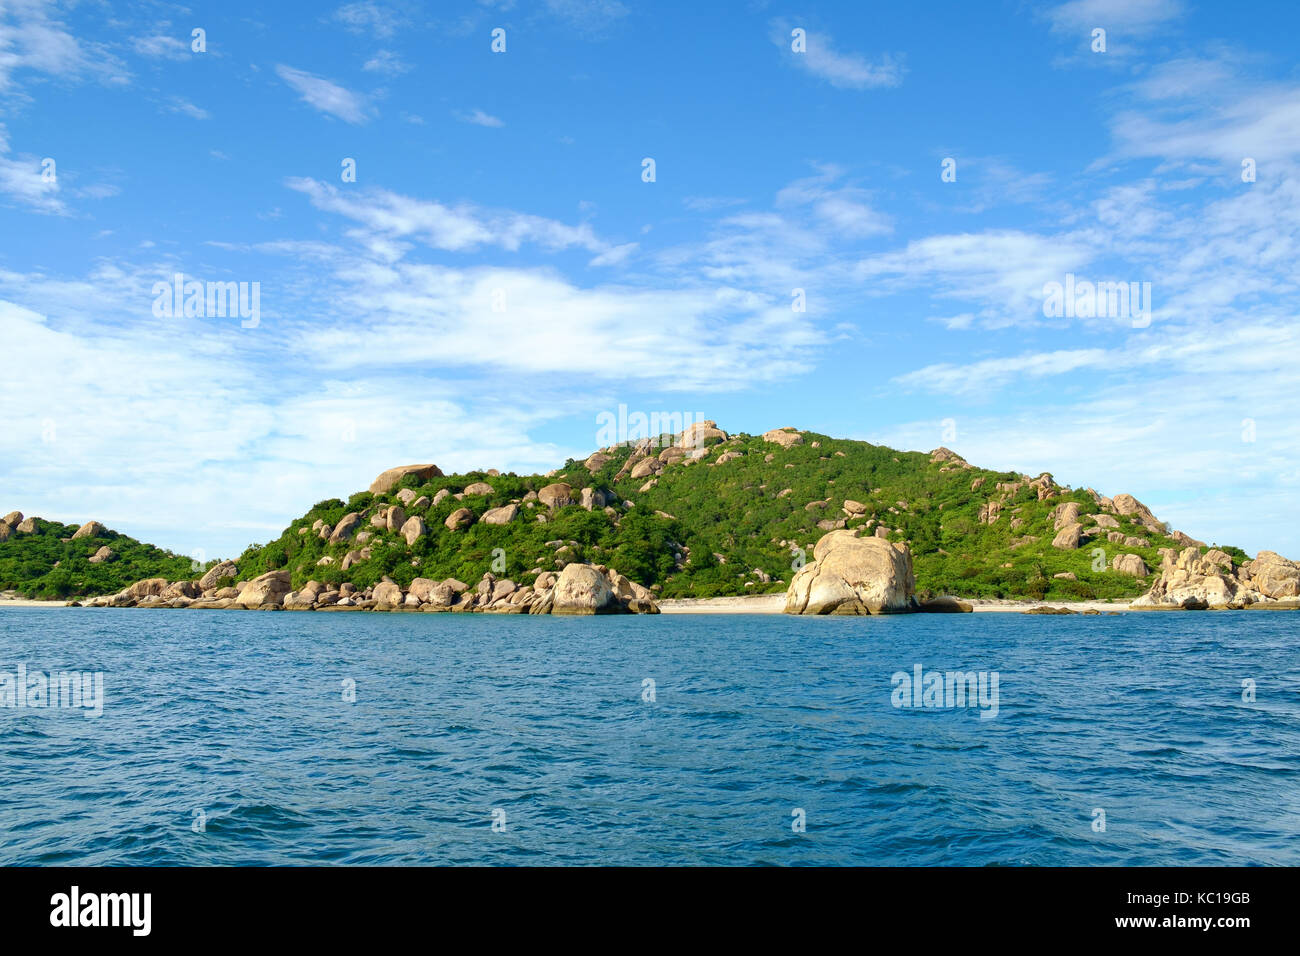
[2,432,1234,601]
[0,520,196,599]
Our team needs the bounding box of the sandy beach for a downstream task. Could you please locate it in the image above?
[0,598,71,608]
[657,594,1134,614]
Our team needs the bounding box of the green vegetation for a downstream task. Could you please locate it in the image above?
[0,519,196,599]
[3,429,1227,601]
[229,430,1217,602]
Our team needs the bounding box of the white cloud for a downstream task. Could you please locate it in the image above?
[1047,0,1184,34]
[855,231,1095,326]
[456,108,504,128]
[772,22,903,90]
[275,65,373,124]
[776,165,892,238]
[362,49,409,74]
[164,97,209,120]
[0,124,64,213]
[0,0,127,95]
[287,177,629,259]
[544,0,629,34]
[131,34,190,60]
[332,2,402,38]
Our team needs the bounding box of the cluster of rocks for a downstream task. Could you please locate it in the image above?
[783,529,970,615]
[1,512,116,561]
[1132,548,1300,609]
[0,510,42,540]
[80,561,659,615]
[307,470,619,566]
[594,420,730,483]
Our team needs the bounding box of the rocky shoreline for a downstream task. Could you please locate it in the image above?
[49,527,1300,617]
[74,562,659,615]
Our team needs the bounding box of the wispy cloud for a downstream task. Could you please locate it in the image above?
[771,21,903,90]
[331,2,403,38]
[275,65,373,123]
[0,125,64,214]
[362,49,409,74]
[456,108,504,127]
[1046,0,1184,34]
[164,97,209,120]
[0,0,127,96]
[131,34,190,61]
[287,177,628,259]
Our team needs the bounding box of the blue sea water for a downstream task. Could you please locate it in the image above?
[0,607,1296,866]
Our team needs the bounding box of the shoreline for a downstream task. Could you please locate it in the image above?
[658,595,1137,614]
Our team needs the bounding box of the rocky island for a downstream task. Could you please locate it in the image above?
[2,422,1297,614]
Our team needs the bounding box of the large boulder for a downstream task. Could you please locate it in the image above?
[161,580,200,600]
[329,512,362,544]
[198,560,238,590]
[369,464,443,495]
[763,426,804,448]
[88,545,113,564]
[372,581,404,608]
[399,515,426,546]
[70,520,105,540]
[678,419,727,448]
[784,531,917,615]
[1240,551,1300,599]
[1111,554,1149,577]
[1133,547,1266,609]
[0,521,13,542]
[1051,523,1084,549]
[537,482,573,508]
[1,511,21,526]
[236,569,292,608]
[16,517,38,533]
[1052,502,1081,531]
[384,505,407,533]
[1110,493,1162,531]
[124,578,168,600]
[444,507,473,530]
[550,564,618,615]
[480,504,518,525]
[462,481,494,496]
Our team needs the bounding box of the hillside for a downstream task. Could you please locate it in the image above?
[222,423,1236,603]
[0,512,196,599]
[2,423,1254,603]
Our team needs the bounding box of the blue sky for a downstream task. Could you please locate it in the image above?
[2,0,1300,561]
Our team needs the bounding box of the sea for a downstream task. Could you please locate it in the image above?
[0,608,1296,865]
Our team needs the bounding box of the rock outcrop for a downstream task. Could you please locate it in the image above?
[538,482,573,508]
[1240,551,1300,598]
[235,569,292,608]
[784,530,917,615]
[679,420,727,448]
[70,520,105,540]
[480,504,518,525]
[444,507,473,530]
[1132,547,1268,609]
[198,560,238,590]
[763,427,804,448]
[369,464,443,495]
